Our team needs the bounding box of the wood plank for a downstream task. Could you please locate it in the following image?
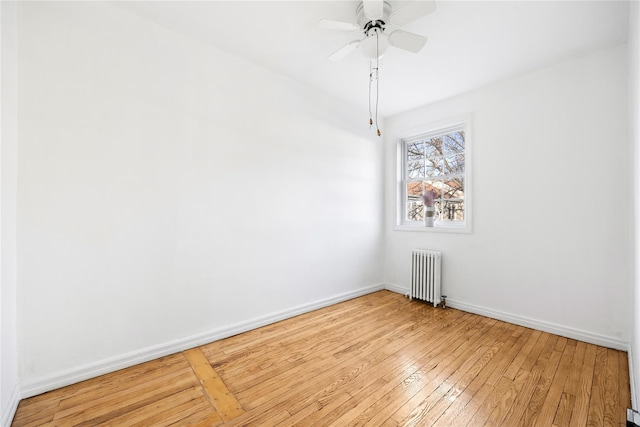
[168,410,224,427]
[289,310,482,414]
[228,297,412,394]
[619,350,631,416]
[503,329,542,380]
[56,358,194,413]
[553,392,576,427]
[183,347,243,422]
[484,327,530,386]
[12,354,189,426]
[570,343,598,427]
[277,391,352,426]
[321,314,485,427]
[517,336,563,426]
[356,319,502,425]
[205,292,396,371]
[520,332,551,372]
[536,341,576,425]
[502,334,563,427]
[586,346,608,427]
[94,386,209,426]
[431,335,524,427]
[483,368,531,426]
[222,407,291,427]
[239,304,475,416]
[499,368,542,426]
[387,323,515,426]
[53,369,198,424]
[466,376,513,426]
[564,341,587,396]
[603,348,620,426]
[445,382,495,426]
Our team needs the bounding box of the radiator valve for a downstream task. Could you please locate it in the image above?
[440,296,447,309]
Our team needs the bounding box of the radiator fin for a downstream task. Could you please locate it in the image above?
[410,249,442,307]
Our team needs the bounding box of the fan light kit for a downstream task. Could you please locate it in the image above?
[319,0,436,137]
[361,28,388,59]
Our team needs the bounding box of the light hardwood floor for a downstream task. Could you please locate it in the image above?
[12,291,630,426]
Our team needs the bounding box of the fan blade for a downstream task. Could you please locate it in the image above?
[388,30,427,53]
[363,0,384,20]
[328,40,360,61]
[318,19,359,32]
[390,0,436,26]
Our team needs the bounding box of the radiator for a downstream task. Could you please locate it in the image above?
[410,250,442,307]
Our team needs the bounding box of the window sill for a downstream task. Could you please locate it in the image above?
[394,223,472,234]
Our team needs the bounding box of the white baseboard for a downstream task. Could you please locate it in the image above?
[384,283,409,296]
[385,284,629,351]
[1,383,20,427]
[20,284,385,399]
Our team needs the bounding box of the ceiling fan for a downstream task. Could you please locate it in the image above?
[319,0,436,61]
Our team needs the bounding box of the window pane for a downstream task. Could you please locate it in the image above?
[442,131,465,156]
[425,156,443,177]
[408,161,424,179]
[406,201,424,221]
[407,182,423,201]
[423,180,443,199]
[442,177,464,199]
[439,200,464,221]
[444,153,464,174]
[407,141,425,179]
[425,137,442,158]
[407,141,424,157]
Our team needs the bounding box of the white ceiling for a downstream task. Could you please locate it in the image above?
[115,0,630,118]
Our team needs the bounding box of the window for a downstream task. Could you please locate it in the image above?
[398,117,470,231]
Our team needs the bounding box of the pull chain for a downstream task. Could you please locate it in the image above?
[369,61,374,128]
[367,29,382,137]
[375,35,381,137]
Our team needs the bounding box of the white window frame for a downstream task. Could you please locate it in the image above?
[395,115,472,233]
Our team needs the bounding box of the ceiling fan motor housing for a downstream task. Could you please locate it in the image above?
[356,1,392,31]
[357,1,392,58]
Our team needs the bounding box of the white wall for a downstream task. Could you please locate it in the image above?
[1,1,20,425]
[630,0,640,411]
[16,2,383,394]
[384,45,631,349]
